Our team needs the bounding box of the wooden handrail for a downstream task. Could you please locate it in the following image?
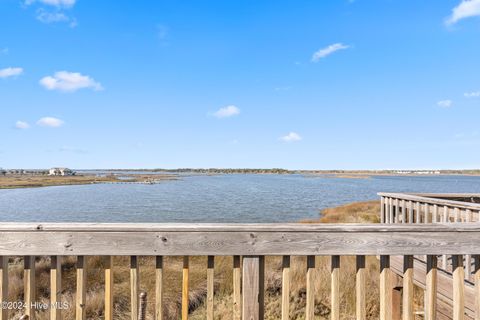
[0,222,479,319]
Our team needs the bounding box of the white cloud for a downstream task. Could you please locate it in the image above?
[15,121,30,129]
[39,71,103,92]
[213,105,240,118]
[37,117,64,127]
[437,99,453,108]
[446,0,480,25]
[36,9,69,23]
[465,91,480,97]
[26,0,76,7]
[0,67,23,78]
[280,132,302,142]
[312,43,350,62]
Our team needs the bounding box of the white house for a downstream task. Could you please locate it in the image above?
[48,168,75,176]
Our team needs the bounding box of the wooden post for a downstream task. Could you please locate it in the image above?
[130,256,139,320]
[207,256,214,320]
[104,256,113,320]
[389,198,394,224]
[356,256,366,320]
[138,292,147,320]
[242,256,264,320]
[233,256,241,320]
[425,255,437,320]
[50,256,62,320]
[452,255,465,320]
[281,256,290,320]
[443,206,449,270]
[306,255,315,320]
[24,256,36,320]
[401,200,407,223]
[182,256,189,320]
[408,201,413,223]
[331,256,340,320]
[433,204,438,223]
[474,255,480,320]
[385,198,390,223]
[380,256,392,320]
[415,202,421,224]
[155,256,163,320]
[0,256,8,320]
[394,198,399,223]
[402,255,414,320]
[381,197,385,223]
[424,203,429,223]
[76,256,86,320]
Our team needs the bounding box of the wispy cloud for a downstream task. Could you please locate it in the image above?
[25,0,76,8]
[25,0,77,26]
[464,91,480,97]
[437,99,453,108]
[312,43,350,62]
[0,48,8,55]
[15,121,30,129]
[40,71,103,92]
[280,132,302,142]
[213,105,240,118]
[0,67,23,78]
[445,0,480,25]
[37,117,64,127]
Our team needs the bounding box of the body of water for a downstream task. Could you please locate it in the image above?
[1,174,479,222]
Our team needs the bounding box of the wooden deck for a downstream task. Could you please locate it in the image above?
[379,192,480,320]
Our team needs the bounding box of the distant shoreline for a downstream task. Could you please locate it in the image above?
[0,173,177,189]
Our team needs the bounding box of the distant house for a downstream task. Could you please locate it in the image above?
[48,167,75,176]
[0,168,6,176]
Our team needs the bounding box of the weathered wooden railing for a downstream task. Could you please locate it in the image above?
[0,223,480,319]
[379,192,480,276]
[379,192,480,318]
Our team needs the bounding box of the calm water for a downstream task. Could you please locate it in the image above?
[0,174,479,222]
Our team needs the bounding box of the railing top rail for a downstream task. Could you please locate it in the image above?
[1,223,480,256]
[1,222,480,232]
[377,192,480,210]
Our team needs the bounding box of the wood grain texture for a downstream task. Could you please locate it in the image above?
[182,256,189,320]
[242,256,263,320]
[390,256,476,318]
[24,256,35,320]
[453,255,465,320]
[331,255,340,320]
[377,193,480,211]
[474,255,480,320]
[155,256,163,320]
[50,256,62,320]
[0,256,8,320]
[233,256,241,320]
[1,224,480,256]
[207,256,214,320]
[306,256,315,320]
[76,256,86,320]
[425,255,437,320]
[130,256,139,320]
[402,255,414,320]
[104,256,113,320]
[281,256,290,320]
[380,256,392,320]
[356,256,366,320]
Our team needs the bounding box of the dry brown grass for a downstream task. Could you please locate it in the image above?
[0,174,176,189]
[5,200,402,320]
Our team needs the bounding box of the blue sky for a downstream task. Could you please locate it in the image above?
[1,0,480,170]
